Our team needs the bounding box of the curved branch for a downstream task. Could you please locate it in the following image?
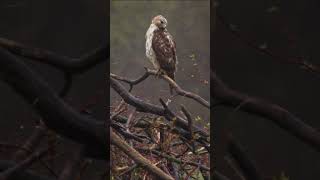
[212,71,320,152]
[0,37,108,73]
[110,68,210,108]
[0,47,107,159]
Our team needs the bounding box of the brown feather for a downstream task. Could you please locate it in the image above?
[152,28,177,94]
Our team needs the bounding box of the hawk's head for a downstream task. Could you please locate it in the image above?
[152,15,167,29]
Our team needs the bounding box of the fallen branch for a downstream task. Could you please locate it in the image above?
[137,147,210,172]
[110,129,174,180]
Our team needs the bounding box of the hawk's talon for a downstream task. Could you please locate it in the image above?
[156,69,165,78]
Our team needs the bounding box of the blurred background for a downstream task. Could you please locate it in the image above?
[214,0,320,179]
[110,0,210,127]
[0,0,107,178]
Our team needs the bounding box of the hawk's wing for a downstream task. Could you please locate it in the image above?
[152,29,177,80]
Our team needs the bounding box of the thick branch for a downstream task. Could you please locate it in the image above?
[110,130,174,180]
[0,47,107,159]
[212,72,320,152]
[0,37,108,73]
[110,77,209,139]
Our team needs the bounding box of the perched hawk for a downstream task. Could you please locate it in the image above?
[145,15,178,94]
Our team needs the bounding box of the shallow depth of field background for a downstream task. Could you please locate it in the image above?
[110,1,210,127]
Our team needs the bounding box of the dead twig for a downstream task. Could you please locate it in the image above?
[110,129,174,180]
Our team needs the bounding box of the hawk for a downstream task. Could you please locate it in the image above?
[145,15,178,94]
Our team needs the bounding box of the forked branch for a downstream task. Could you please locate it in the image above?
[110,67,210,108]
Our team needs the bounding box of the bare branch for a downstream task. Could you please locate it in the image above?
[212,71,320,152]
[0,37,108,74]
[181,105,193,139]
[110,77,209,140]
[110,129,174,180]
[137,147,210,172]
[110,68,210,108]
[0,47,107,159]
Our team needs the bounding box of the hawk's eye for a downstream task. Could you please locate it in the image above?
[160,20,164,24]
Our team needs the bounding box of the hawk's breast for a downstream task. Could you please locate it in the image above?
[145,24,159,69]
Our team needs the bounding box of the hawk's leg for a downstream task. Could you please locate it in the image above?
[155,69,166,78]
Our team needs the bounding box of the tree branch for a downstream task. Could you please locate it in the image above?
[136,147,210,172]
[0,37,108,74]
[0,47,107,159]
[110,68,210,108]
[110,77,209,140]
[110,129,174,180]
[212,71,320,152]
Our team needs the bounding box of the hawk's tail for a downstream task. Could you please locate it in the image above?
[167,72,175,95]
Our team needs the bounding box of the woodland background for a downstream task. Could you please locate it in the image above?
[110,1,210,124]
[0,0,319,179]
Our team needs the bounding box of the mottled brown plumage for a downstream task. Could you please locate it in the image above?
[145,15,178,94]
